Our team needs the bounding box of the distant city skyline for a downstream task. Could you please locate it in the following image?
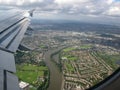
[0,0,120,25]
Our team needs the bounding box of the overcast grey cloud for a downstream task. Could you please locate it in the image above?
[0,0,120,25]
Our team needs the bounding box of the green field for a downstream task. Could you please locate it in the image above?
[91,51,120,70]
[62,55,78,61]
[63,45,92,52]
[63,47,76,52]
[65,62,74,72]
[17,64,48,71]
[67,56,77,61]
[16,64,48,86]
[39,44,48,49]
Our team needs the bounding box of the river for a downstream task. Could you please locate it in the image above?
[44,47,64,90]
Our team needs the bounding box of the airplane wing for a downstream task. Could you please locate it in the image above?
[0,10,33,90]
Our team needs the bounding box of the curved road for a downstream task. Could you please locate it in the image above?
[44,47,64,90]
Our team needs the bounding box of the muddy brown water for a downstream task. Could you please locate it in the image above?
[44,47,64,90]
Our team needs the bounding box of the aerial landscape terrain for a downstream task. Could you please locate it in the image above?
[15,19,120,90]
[0,0,120,90]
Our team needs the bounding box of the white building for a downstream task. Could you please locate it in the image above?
[19,81,29,90]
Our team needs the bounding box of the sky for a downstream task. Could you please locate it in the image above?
[0,0,120,25]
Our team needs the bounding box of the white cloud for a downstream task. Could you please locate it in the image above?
[54,0,89,5]
[102,1,120,16]
[30,0,37,3]
[105,6,120,16]
[54,0,120,17]
[0,0,120,18]
[16,0,24,6]
[0,0,43,6]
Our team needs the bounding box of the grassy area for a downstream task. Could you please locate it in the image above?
[15,51,49,89]
[80,44,92,49]
[63,45,92,52]
[65,62,74,72]
[29,87,37,90]
[92,51,120,70]
[63,55,78,61]
[17,71,41,84]
[101,54,120,70]
[16,64,48,86]
[63,47,76,52]
[40,44,46,48]
[67,56,77,61]
[17,64,48,71]
[39,44,48,49]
